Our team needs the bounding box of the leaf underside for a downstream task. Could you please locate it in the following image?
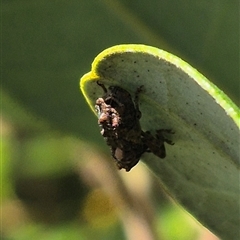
[80,44,240,240]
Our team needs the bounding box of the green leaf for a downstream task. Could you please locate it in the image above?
[80,44,240,240]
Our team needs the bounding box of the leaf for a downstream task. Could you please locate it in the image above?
[80,44,240,240]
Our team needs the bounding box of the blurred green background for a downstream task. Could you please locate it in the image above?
[2,0,238,239]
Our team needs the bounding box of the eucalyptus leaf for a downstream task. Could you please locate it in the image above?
[80,44,240,240]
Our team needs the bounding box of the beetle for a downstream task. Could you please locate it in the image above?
[95,81,174,171]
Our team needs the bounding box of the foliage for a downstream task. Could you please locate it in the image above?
[2,1,239,239]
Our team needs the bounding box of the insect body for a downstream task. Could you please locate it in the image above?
[95,81,173,171]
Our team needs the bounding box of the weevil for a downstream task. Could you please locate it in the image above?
[95,81,174,171]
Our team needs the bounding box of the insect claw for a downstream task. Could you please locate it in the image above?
[97,81,108,93]
[165,139,175,145]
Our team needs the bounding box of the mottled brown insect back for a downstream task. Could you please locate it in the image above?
[95,81,174,172]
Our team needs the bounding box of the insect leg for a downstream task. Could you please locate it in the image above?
[134,85,144,119]
[97,81,108,93]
